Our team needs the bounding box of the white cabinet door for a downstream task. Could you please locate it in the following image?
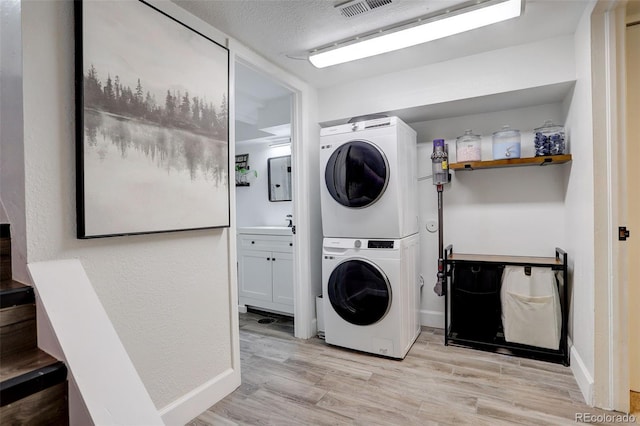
[238,250,272,302]
[271,251,294,307]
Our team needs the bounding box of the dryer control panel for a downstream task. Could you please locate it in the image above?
[368,240,394,249]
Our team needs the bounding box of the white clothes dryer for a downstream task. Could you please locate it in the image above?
[320,117,418,239]
[322,235,421,359]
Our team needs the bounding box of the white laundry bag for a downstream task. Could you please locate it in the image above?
[500,266,562,350]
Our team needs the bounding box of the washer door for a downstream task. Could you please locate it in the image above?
[327,259,391,326]
[325,140,389,208]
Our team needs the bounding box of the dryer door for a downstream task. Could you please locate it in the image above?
[327,259,391,326]
[325,140,389,208]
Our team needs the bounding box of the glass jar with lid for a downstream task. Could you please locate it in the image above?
[534,120,565,156]
[455,129,481,162]
[492,125,521,160]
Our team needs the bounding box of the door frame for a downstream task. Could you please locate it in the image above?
[229,40,320,339]
[591,0,630,412]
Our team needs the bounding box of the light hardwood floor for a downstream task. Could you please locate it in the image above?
[189,311,630,426]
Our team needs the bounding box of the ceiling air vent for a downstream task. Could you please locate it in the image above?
[336,0,393,18]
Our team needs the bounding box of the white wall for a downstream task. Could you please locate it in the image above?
[413,102,569,327]
[0,0,29,283]
[318,35,576,124]
[20,0,238,419]
[236,142,292,227]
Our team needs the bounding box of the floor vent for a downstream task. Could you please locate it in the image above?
[336,0,393,18]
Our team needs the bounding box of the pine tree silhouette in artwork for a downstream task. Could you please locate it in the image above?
[84,64,103,109]
[181,92,190,117]
[192,97,200,123]
[104,74,115,111]
[165,90,176,124]
[145,91,155,120]
[135,79,144,115]
[217,93,228,137]
[114,75,121,108]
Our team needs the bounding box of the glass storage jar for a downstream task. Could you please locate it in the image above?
[492,125,521,160]
[534,120,565,156]
[456,129,481,162]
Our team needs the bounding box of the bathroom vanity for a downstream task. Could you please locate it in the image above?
[237,226,294,315]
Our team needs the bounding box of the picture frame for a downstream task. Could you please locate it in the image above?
[75,0,230,238]
[235,153,251,187]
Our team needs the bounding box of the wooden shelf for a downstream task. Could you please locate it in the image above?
[449,154,572,171]
[447,253,562,268]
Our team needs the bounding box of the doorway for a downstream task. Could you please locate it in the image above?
[233,60,296,334]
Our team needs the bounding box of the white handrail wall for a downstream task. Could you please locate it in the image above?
[28,259,164,426]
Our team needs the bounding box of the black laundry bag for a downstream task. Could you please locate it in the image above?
[451,263,504,339]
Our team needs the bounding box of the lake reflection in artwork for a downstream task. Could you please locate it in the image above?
[83,110,228,236]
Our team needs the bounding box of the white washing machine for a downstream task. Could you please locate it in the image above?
[320,116,418,239]
[322,234,421,359]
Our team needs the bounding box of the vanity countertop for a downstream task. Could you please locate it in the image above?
[237,226,292,236]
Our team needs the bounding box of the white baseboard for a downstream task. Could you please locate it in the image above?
[159,368,240,426]
[420,309,444,329]
[570,339,594,406]
[237,305,247,314]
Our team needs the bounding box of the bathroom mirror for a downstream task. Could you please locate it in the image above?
[268,155,292,202]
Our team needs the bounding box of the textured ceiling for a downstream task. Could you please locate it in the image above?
[173,0,588,88]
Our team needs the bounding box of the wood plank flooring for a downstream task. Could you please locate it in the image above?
[189,312,633,426]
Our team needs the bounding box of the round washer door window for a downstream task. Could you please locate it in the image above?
[325,140,388,208]
[327,259,391,326]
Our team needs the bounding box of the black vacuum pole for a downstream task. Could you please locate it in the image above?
[434,183,445,296]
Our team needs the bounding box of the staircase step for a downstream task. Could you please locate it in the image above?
[0,354,68,423]
[0,223,8,238]
[0,281,35,309]
[0,224,69,423]
[0,223,10,282]
[0,313,37,359]
[0,361,67,406]
[0,237,9,258]
[0,347,60,384]
[0,255,10,282]
[0,282,37,358]
[0,381,68,425]
[1,348,67,408]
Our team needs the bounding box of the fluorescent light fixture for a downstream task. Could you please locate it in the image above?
[309,0,522,68]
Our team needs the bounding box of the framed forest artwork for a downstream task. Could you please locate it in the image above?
[75,0,230,238]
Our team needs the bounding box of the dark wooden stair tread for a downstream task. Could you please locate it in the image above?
[0,281,35,309]
[0,348,60,383]
[0,223,9,238]
[0,348,67,407]
[0,280,29,292]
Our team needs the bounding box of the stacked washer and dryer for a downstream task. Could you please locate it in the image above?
[320,116,421,359]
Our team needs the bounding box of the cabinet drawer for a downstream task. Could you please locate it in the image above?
[238,235,293,252]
